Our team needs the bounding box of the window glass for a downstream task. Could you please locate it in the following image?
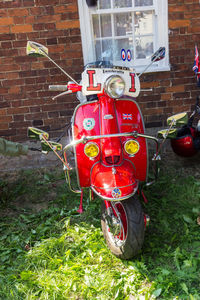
[92,15,100,38]
[100,15,112,37]
[99,0,111,9]
[135,11,153,35]
[113,0,132,8]
[136,36,153,59]
[114,13,133,36]
[135,0,153,6]
[114,38,133,60]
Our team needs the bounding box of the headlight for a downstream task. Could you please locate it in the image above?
[104,75,125,98]
[84,142,99,158]
[124,140,140,156]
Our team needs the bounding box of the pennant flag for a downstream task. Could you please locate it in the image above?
[193,45,200,87]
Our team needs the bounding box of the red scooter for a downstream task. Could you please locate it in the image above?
[27,41,165,259]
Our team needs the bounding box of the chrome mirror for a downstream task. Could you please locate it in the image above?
[26,41,48,57]
[167,112,188,127]
[151,47,166,62]
[28,127,49,140]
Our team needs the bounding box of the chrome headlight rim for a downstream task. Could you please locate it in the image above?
[104,75,125,99]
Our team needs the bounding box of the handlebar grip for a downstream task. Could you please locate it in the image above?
[49,85,67,91]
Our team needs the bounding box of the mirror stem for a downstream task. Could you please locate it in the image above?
[138,49,164,78]
[40,49,79,85]
[138,60,155,78]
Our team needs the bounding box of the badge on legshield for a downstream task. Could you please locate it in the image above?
[83,118,95,131]
[112,188,122,198]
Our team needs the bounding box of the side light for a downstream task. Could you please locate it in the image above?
[104,75,125,98]
[84,142,99,158]
[124,139,140,156]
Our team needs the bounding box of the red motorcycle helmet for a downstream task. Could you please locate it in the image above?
[170,126,198,157]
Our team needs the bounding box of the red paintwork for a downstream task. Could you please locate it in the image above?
[171,135,197,157]
[67,83,82,93]
[100,96,122,163]
[115,99,147,182]
[171,127,198,157]
[72,93,148,200]
[91,160,138,199]
[73,101,100,187]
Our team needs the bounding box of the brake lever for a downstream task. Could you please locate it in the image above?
[52,90,72,100]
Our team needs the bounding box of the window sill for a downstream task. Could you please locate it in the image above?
[134,64,171,74]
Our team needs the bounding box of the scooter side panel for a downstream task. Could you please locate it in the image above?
[72,101,100,187]
[115,98,148,182]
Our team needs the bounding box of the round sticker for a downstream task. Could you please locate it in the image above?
[127,49,132,61]
[112,188,122,198]
[83,118,95,131]
[121,49,126,61]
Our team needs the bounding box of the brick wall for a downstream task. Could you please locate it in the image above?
[0,0,82,142]
[0,0,200,142]
[140,0,200,128]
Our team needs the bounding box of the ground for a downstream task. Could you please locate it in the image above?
[0,149,199,299]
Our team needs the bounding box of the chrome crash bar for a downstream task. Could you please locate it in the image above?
[63,131,159,153]
[63,131,159,194]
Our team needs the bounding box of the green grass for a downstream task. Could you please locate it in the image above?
[0,165,200,299]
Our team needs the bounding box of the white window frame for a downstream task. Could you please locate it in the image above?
[78,0,169,74]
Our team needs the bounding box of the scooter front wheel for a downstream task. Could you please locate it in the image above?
[101,196,145,259]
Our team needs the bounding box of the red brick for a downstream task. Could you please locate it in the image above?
[35,14,61,24]
[0,9,8,17]
[0,17,13,26]
[166,85,185,93]
[0,123,9,130]
[11,24,33,33]
[0,115,13,122]
[169,20,190,28]
[0,26,10,34]
[7,107,30,115]
[29,7,43,16]
[8,8,29,17]
[54,4,78,14]
[9,86,21,94]
[0,109,6,116]
[56,20,80,30]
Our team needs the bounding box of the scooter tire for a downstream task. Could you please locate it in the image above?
[101,196,145,259]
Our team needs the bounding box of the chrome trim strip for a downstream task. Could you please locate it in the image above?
[71,100,98,189]
[91,184,138,201]
[92,182,137,189]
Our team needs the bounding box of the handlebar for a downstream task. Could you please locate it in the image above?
[49,83,82,100]
[49,85,68,91]
[63,131,159,153]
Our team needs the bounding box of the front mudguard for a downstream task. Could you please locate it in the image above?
[91,160,138,201]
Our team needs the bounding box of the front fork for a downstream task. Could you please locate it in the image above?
[103,189,150,228]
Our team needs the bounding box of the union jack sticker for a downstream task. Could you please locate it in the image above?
[123,113,132,120]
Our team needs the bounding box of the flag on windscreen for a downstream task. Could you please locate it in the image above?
[193,45,200,87]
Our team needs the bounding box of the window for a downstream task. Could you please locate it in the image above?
[78,0,169,73]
